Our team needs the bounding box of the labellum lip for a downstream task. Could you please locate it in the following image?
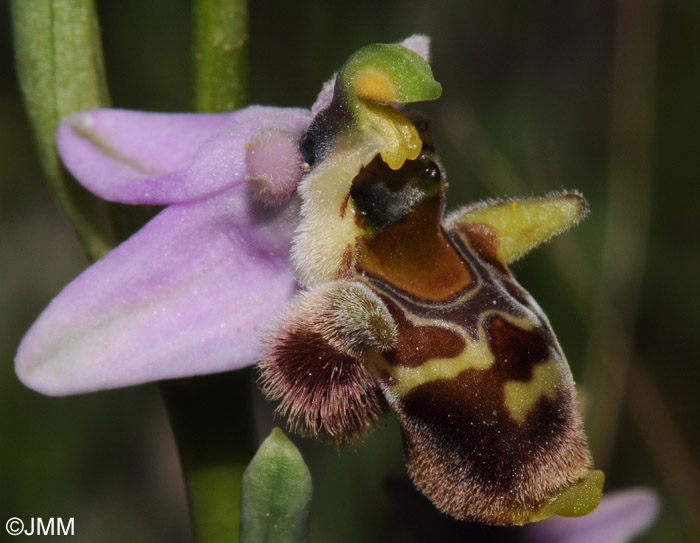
[369,246,598,524]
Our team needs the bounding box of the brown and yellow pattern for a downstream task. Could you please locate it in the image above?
[348,149,597,523]
[259,40,601,527]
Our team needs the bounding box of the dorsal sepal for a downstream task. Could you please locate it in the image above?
[302,42,441,170]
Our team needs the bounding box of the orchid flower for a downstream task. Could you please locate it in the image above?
[17,36,606,527]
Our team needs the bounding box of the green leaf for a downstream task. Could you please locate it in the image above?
[240,428,312,543]
[11,0,116,261]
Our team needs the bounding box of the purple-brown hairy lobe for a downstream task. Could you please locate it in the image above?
[258,281,397,445]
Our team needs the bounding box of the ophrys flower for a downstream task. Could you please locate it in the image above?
[16,35,603,526]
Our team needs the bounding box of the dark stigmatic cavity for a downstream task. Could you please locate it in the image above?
[350,151,443,232]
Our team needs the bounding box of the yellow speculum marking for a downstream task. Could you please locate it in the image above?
[366,302,546,398]
[503,358,561,423]
[369,323,494,397]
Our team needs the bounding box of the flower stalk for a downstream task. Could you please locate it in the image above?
[160,372,256,542]
[193,0,249,112]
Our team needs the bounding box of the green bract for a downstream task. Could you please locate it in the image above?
[240,429,312,543]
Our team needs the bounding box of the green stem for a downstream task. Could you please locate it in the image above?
[159,2,252,542]
[192,0,249,112]
[160,371,256,543]
[10,0,115,261]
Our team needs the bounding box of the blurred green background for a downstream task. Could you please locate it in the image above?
[2,1,699,542]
